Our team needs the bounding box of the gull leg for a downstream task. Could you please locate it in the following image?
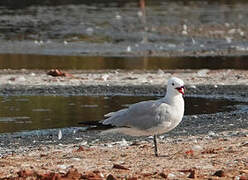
[153,134,158,157]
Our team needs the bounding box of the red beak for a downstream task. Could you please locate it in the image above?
[176,86,185,95]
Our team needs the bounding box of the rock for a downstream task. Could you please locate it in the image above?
[197,69,209,77]
[113,164,129,170]
[58,129,62,140]
[159,172,167,178]
[81,171,103,180]
[127,177,138,180]
[240,175,248,180]
[106,174,117,180]
[213,170,225,177]
[167,173,176,179]
[192,145,203,151]
[188,169,196,179]
[17,170,36,177]
[75,146,85,152]
[65,168,82,178]
[47,69,73,77]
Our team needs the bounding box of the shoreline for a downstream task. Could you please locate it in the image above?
[0,69,247,178]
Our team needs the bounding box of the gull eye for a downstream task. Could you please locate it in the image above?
[172,83,174,86]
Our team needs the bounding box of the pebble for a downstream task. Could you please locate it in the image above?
[167,173,176,179]
[58,130,62,140]
[189,85,196,89]
[57,164,67,170]
[126,46,132,52]
[197,69,209,77]
[115,14,121,20]
[192,145,203,151]
[208,131,217,137]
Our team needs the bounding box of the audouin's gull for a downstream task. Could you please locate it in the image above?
[102,77,185,156]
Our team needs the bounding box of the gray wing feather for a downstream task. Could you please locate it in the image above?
[103,99,170,130]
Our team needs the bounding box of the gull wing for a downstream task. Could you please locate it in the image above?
[103,99,171,130]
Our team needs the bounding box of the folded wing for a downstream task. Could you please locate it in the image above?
[103,99,170,130]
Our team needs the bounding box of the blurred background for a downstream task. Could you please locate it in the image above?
[1,0,248,61]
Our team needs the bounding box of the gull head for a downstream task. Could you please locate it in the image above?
[167,77,185,95]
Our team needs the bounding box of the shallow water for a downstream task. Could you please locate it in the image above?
[0,95,245,133]
[1,54,248,70]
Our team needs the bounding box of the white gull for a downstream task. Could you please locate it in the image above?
[102,77,185,156]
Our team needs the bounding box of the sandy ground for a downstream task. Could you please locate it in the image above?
[1,69,248,88]
[0,130,248,179]
[0,69,247,179]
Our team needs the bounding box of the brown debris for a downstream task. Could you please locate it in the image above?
[240,175,248,180]
[126,177,138,180]
[47,69,73,77]
[179,169,197,179]
[106,174,117,180]
[38,172,61,180]
[188,169,196,179]
[213,170,225,177]
[17,170,37,177]
[201,148,222,154]
[185,149,194,156]
[64,168,82,179]
[74,146,85,152]
[112,164,129,170]
[12,168,104,180]
[158,172,167,179]
[81,171,103,180]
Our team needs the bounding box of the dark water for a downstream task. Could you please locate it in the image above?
[0,95,244,133]
[1,54,248,70]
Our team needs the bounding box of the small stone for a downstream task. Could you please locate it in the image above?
[183,24,187,31]
[71,158,81,161]
[197,69,209,77]
[240,141,248,147]
[208,131,216,137]
[127,177,138,180]
[107,174,117,180]
[159,172,167,178]
[65,168,82,178]
[17,170,35,177]
[116,14,122,20]
[225,37,232,43]
[182,30,188,35]
[17,76,26,82]
[57,164,67,170]
[113,164,129,170]
[157,69,165,75]
[167,173,176,179]
[102,74,109,81]
[126,46,132,52]
[240,175,248,180]
[86,27,94,33]
[190,85,196,89]
[213,170,225,177]
[188,169,196,178]
[137,11,143,17]
[58,129,62,140]
[192,145,203,151]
